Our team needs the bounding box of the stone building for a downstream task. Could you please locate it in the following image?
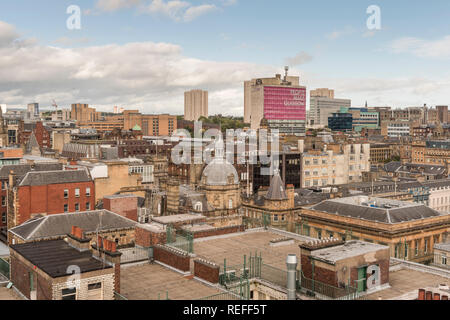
[299,196,450,263]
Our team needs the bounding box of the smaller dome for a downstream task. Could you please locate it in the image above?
[132,124,142,131]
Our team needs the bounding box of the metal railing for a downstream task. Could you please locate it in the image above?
[297,271,361,300]
[114,292,128,300]
[166,225,194,254]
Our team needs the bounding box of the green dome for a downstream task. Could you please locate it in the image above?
[132,124,142,131]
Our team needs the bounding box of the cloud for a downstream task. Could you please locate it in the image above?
[0,21,20,47]
[285,51,313,66]
[96,0,142,12]
[54,37,91,46]
[183,4,217,22]
[94,0,227,22]
[326,26,355,40]
[0,20,278,116]
[390,35,450,59]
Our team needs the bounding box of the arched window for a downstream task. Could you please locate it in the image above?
[228,199,233,209]
[194,202,203,211]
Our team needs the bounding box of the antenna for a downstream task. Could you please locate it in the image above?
[284,66,289,82]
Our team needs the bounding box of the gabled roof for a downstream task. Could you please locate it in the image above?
[265,171,287,200]
[10,240,112,278]
[19,169,91,186]
[9,210,137,241]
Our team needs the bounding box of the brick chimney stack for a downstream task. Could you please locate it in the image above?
[66,226,91,252]
[92,236,122,293]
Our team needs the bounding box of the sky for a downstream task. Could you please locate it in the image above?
[1,0,450,116]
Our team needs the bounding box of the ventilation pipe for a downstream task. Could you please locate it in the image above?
[286,254,298,300]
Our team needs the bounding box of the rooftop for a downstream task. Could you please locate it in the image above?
[434,242,450,252]
[9,210,137,241]
[10,240,112,278]
[19,169,92,186]
[310,241,389,264]
[152,214,205,225]
[194,229,310,270]
[120,263,222,300]
[365,268,450,300]
[309,195,444,224]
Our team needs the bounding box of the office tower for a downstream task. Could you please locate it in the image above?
[309,89,351,126]
[184,89,208,121]
[245,67,307,135]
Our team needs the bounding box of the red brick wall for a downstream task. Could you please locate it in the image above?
[153,245,190,272]
[103,196,137,222]
[191,225,245,239]
[135,226,166,248]
[16,181,95,225]
[114,263,120,294]
[10,253,52,300]
[194,259,219,284]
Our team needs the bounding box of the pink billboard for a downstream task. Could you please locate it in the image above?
[263,86,306,121]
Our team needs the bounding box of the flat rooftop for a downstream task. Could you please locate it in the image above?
[311,241,389,264]
[434,242,450,252]
[194,230,305,270]
[152,214,205,225]
[0,288,22,300]
[120,263,222,300]
[365,268,450,300]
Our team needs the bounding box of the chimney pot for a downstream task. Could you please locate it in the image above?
[433,293,441,300]
[442,295,448,300]
[418,289,426,300]
[426,291,433,300]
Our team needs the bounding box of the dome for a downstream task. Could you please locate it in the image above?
[132,124,142,131]
[201,158,239,186]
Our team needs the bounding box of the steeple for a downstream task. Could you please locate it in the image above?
[265,169,288,200]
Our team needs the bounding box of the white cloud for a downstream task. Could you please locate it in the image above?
[390,35,450,59]
[95,0,227,22]
[183,4,217,22]
[96,0,142,12]
[0,20,277,116]
[325,26,355,40]
[285,51,313,66]
[0,21,20,47]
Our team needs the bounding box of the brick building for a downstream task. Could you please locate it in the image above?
[299,239,390,294]
[8,169,95,229]
[9,227,119,300]
[0,163,63,234]
[18,121,52,149]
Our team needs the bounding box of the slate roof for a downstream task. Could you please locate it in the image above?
[10,240,112,278]
[19,169,91,186]
[434,242,450,252]
[0,163,64,180]
[265,171,287,200]
[9,210,137,241]
[309,197,444,224]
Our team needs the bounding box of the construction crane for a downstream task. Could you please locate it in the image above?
[52,99,58,110]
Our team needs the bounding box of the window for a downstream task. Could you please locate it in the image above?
[442,255,447,265]
[1,213,5,223]
[1,196,5,207]
[64,204,68,213]
[61,287,76,300]
[424,239,429,253]
[281,215,285,221]
[1,181,5,190]
[194,202,202,211]
[274,214,279,221]
[86,202,91,211]
[228,199,233,209]
[75,188,80,198]
[88,282,102,290]
[86,188,91,197]
[75,203,79,212]
[64,189,69,199]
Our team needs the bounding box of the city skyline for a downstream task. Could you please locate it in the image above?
[1,0,450,115]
